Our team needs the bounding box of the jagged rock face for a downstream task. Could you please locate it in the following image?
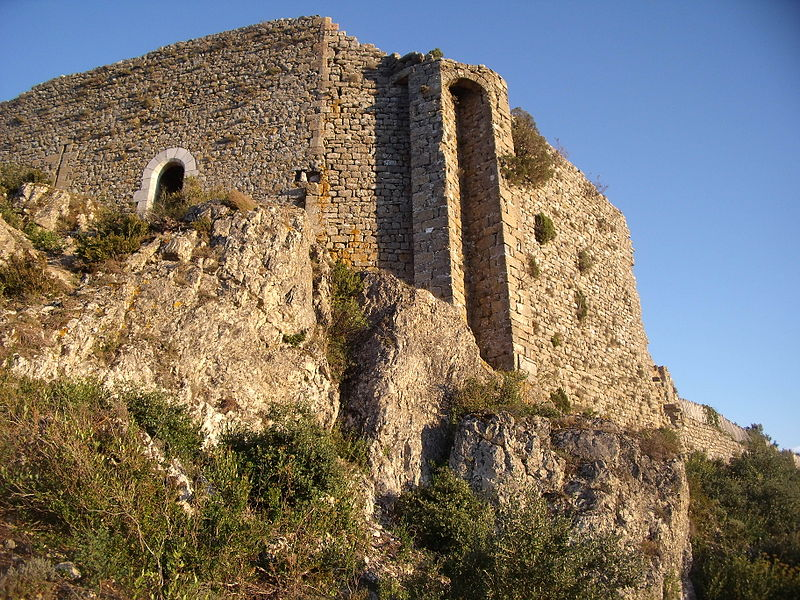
[0,214,33,264]
[4,203,337,440]
[450,413,692,600]
[2,192,694,598]
[344,272,488,500]
[13,183,99,231]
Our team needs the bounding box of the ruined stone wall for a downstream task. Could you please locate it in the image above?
[0,16,754,459]
[408,60,517,369]
[675,398,747,460]
[0,17,324,207]
[313,26,414,281]
[504,159,669,430]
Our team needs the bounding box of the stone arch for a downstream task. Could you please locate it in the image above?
[446,77,509,367]
[133,147,199,214]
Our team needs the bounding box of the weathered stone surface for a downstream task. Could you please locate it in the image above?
[344,271,487,499]
[160,230,197,262]
[450,413,692,600]
[4,202,337,441]
[0,214,33,264]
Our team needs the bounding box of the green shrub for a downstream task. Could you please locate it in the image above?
[394,467,494,598]
[534,212,556,244]
[0,162,50,198]
[0,198,24,230]
[0,254,62,300]
[638,427,682,461]
[688,428,800,599]
[75,209,149,265]
[452,371,532,422]
[124,390,203,461]
[487,497,642,599]
[550,387,571,413]
[702,404,721,427]
[500,108,554,188]
[551,333,563,347]
[23,221,65,254]
[575,289,589,321]
[577,249,594,273]
[427,48,444,60]
[0,372,368,599]
[392,468,643,600]
[282,330,307,347]
[222,416,346,514]
[327,261,368,381]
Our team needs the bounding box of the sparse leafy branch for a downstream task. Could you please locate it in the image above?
[500,108,554,188]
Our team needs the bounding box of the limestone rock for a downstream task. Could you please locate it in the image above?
[161,230,197,262]
[5,202,337,441]
[450,413,692,599]
[13,183,97,231]
[54,561,81,580]
[0,214,34,264]
[344,271,487,499]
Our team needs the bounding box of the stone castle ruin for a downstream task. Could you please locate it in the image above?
[0,16,746,459]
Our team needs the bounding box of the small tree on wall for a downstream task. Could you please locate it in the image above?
[501,108,554,188]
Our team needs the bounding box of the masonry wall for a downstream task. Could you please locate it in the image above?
[0,17,324,207]
[312,25,414,281]
[501,158,670,429]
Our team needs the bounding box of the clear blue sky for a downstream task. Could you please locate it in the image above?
[2,0,798,450]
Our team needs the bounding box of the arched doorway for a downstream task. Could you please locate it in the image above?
[155,161,185,202]
[133,147,198,215]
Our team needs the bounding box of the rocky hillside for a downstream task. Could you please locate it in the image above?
[0,180,694,599]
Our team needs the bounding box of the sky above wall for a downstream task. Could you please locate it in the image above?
[1,0,798,451]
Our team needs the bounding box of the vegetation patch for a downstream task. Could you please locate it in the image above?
[326,261,368,381]
[702,404,721,428]
[575,289,589,321]
[687,428,800,599]
[0,162,50,198]
[637,427,682,461]
[577,249,594,273]
[451,371,564,421]
[150,176,228,224]
[75,208,149,267]
[0,372,368,599]
[222,189,257,212]
[23,222,65,254]
[549,387,571,414]
[526,254,540,279]
[389,466,643,599]
[534,212,556,244]
[124,390,204,462]
[500,108,554,188]
[0,254,63,301]
[282,330,307,347]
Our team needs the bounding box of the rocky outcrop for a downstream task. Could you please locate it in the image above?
[0,214,33,265]
[1,188,695,598]
[450,413,692,599]
[13,183,99,232]
[2,201,337,440]
[343,272,488,499]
